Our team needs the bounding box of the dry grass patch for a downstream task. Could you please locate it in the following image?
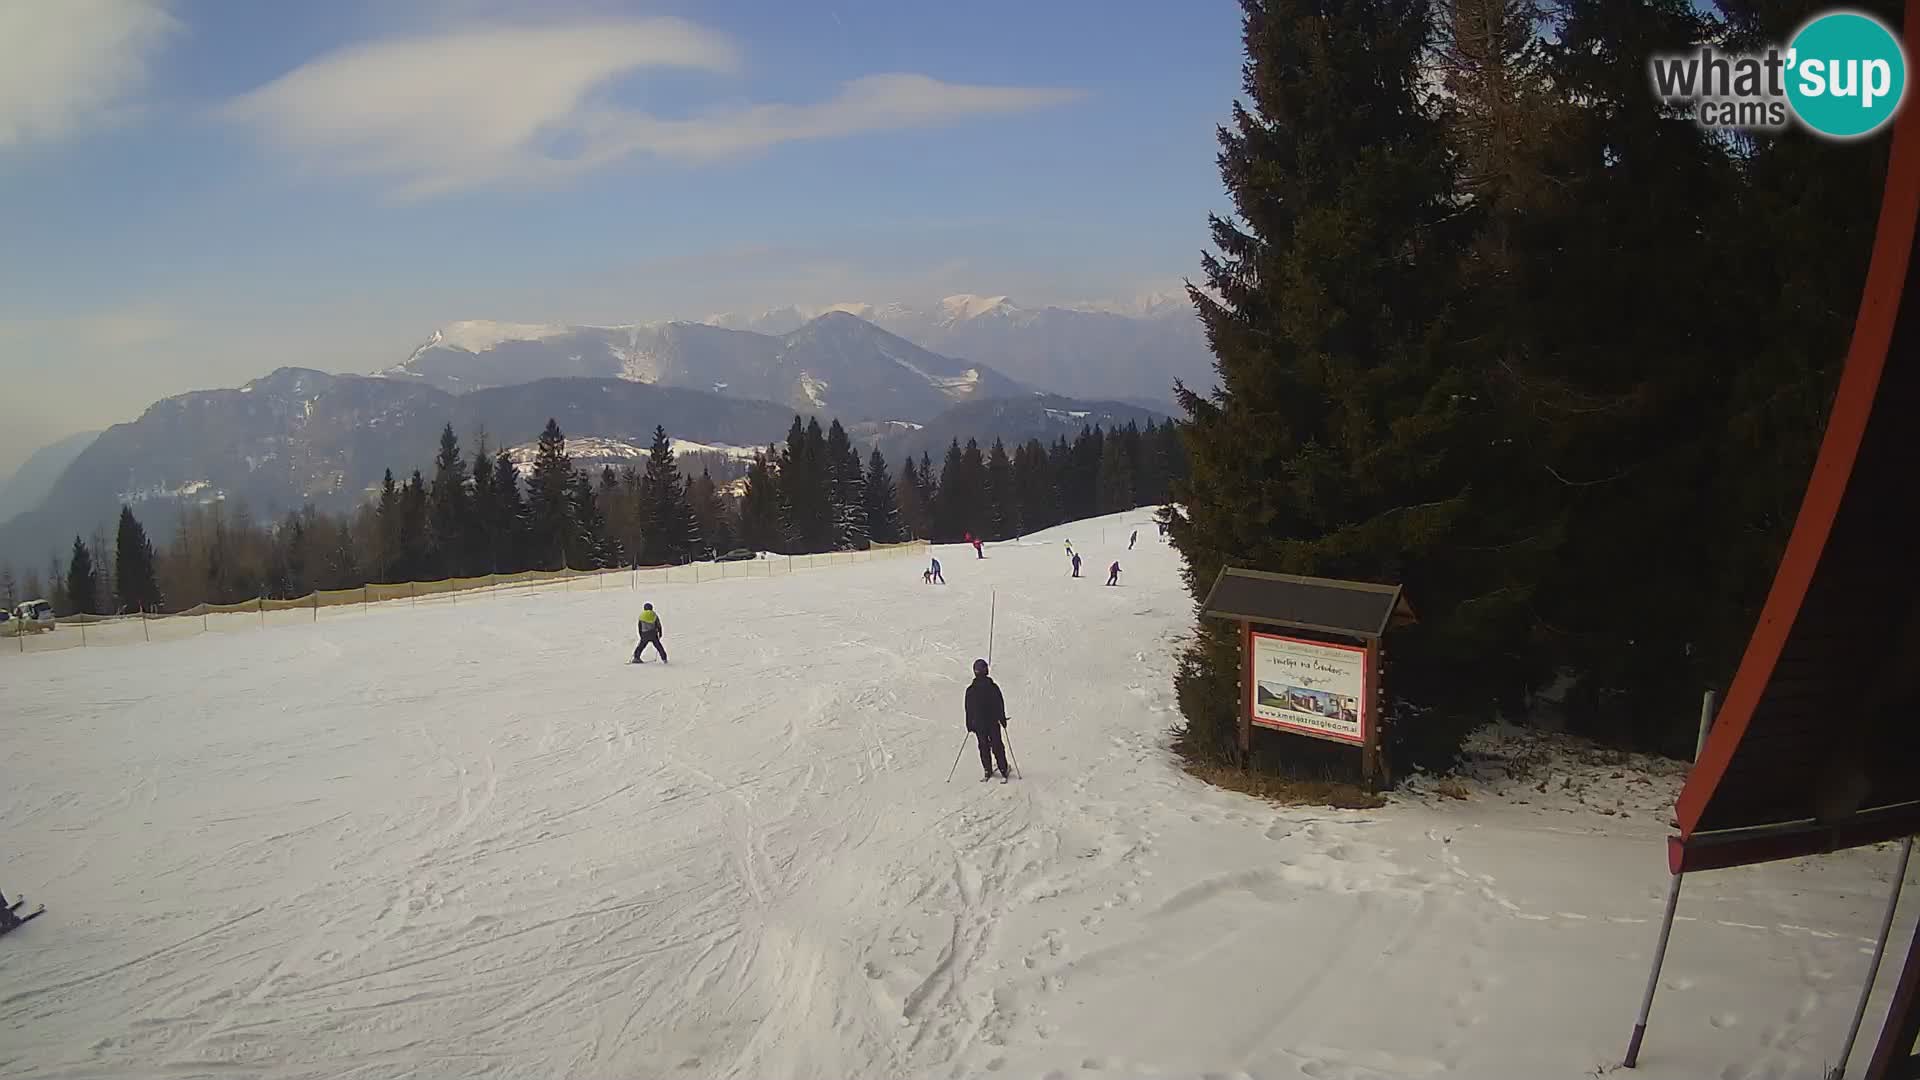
[1184,761,1387,810]
[1432,778,1472,800]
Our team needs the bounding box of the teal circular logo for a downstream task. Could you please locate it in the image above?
[1786,11,1908,139]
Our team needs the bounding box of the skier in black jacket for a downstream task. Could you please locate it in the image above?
[965,658,1010,781]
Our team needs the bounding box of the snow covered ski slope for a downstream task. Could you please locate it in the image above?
[1,510,1914,1079]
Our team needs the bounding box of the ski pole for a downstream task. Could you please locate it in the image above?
[944,733,970,783]
[987,589,996,664]
[1004,724,1023,780]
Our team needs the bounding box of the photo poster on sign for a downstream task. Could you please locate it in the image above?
[1249,631,1367,745]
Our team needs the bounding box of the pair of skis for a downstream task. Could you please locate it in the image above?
[1,895,45,938]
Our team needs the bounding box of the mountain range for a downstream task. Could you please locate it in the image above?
[2,297,1202,567]
[0,371,800,570]
[388,310,1027,423]
[705,293,1208,405]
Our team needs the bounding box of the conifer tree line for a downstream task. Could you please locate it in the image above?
[11,412,1184,616]
[1166,0,1897,766]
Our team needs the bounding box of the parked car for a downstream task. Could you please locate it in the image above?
[12,599,55,632]
[716,548,757,562]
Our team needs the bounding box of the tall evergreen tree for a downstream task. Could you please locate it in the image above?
[739,449,785,552]
[864,448,905,545]
[528,418,575,569]
[115,506,163,612]
[470,442,498,573]
[1168,0,1511,768]
[568,470,617,568]
[985,438,1019,540]
[399,471,430,580]
[492,449,528,573]
[777,417,835,552]
[65,536,100,615]
[824,420,870,549]
[896,456,927,540]
[427,423,469,579]
[1095,431,1135,514]
[932,440,966,541]
[687,469,736,555]
[375,469,402,581]
[0,565,16,611]
[640,426,703,564]
[1014,438,1057,533]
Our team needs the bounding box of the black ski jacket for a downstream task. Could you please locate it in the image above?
[965,675,1007,733]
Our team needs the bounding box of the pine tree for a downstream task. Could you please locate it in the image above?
[115,506,163,612]
[66,536,99,615]
[824,420,870,550]
[0,565,16,611]
[776,417,834,552]
[897,456,927,540]
[528,418,575,569]
[399,471,430,581]
[1168,0,1502,768]
[932,440,966,541]
[1014,438,1057,533]
[568,470,616,568]
[470,442,498,573]
[427,423,469,579]
[864,448,905,545]
[375,469,402,581]
[986,438,1018,540]
[640,426,703,564]
[492,449,528,573]
[739,449,784,553]
[1095,431,1135,514]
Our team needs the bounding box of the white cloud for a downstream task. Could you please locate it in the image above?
[224,17,1083,199]
[0,0,180,148]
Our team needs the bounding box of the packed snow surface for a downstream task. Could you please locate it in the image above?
[2,511,1913,1079]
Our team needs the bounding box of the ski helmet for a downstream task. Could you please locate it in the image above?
[643,602,653,610]
[973,658,989,676]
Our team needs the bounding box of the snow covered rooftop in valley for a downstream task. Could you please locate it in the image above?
[3,510,1911,1079]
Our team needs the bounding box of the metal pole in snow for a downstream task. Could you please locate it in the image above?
[1830,836,1916,1080]
[1624,873,1686,1067]
[1694,689,1718,761]
[988,590,996,665]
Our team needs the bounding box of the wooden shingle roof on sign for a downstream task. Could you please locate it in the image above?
[1199,567,1414,641]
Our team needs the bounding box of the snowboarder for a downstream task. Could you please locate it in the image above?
[1106,561,1121,586]
[929,557,945,584]
[965,658,1010,781]
[1129,529,1138,550]
[632,602,667,663]
[1071,552,1082,578]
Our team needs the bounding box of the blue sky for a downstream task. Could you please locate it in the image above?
[0,0,1243,476]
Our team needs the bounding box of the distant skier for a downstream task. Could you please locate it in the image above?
[929,557,945,584]
[1071,552,1082,578]
[922,567,933,584]
[1157,521,1166,538]
[973,537,985,559]
[1129,529,1138,550]
[1106,561,1121,586]
[0,889,17,932]
[632,602,667,663]
[965,658,1010,782]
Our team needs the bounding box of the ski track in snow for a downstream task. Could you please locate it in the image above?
[2,511,1916,1080]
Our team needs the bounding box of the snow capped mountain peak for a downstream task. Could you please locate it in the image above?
[939,294,1016,322]
[432,320,574,353]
